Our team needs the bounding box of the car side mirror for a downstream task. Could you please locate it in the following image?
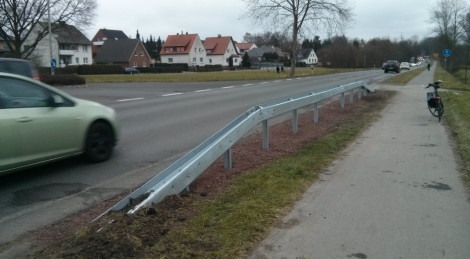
[50,94,64,107]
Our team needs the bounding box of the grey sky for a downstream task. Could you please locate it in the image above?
[85,0,439,43]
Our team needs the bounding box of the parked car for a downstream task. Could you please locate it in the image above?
[124,67,139,74]
[0,58,40,80]
[383,60,400,73]
[0,72,119,175]
[400,62,410,70]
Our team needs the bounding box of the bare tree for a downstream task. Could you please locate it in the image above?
[0,0,96,58]
[244,0,352,76]
[431,0,469,49]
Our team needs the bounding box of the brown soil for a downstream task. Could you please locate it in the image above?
[9,90,393,258]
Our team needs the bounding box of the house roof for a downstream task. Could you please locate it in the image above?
[96,29,128,40]
[297,48,315,59]
[95,39,142,63]
[236,42,255,50]
[161,34,198,55]
[40,22,91,45]
[203,36,234,55]
[247,45,276,58]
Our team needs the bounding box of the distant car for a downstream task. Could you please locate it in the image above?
[0,58,40,80]
[381,62,387,70]
[400,62,410,70]
[0,72,119,175]
[125,67,139,74]
[383,60,400,73]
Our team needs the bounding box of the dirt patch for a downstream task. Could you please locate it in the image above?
[8,90,395,258]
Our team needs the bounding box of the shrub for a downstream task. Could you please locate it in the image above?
[40,74,86,86]
[77,64,125,75]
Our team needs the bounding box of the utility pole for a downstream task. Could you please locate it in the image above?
[47,0,54,75]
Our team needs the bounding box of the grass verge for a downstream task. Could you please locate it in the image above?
[383,67,427,85]
[434,64,470,182]
[36,91,395,258]
[82,67,369,83]
[434,64,470,91]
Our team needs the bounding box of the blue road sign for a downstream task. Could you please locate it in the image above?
[51,58,56,68]
[443,49,451,57]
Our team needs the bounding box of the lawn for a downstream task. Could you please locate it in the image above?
[82,67,369,83]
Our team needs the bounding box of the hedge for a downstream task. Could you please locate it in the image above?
[40,74,86,86]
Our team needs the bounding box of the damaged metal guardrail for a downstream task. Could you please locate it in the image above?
[111,81,375,214]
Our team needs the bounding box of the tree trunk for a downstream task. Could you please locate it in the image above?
[289,16,298,77]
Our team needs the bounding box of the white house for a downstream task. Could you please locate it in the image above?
[160,33,206,67]
[25,21,92,67]
[203,35,240,66]
[297,48,318,65]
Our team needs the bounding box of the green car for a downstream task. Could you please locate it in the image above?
[0,72,119,175]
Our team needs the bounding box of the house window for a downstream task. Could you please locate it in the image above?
[168,58,173,63]
[134,51,137,56]
[234,59,238,63]
[166,48,170,52]
[207,49,212,54]
[75,58,79,64]
[200,58,203,63]
[227,49,229,53]
[226,58,229,63]
[83,57,88,64]
[192,58,196,63]
[143,61,147,67]
[133,61,137,67]
[140,51,144,56]
[82,45,88,52]
[209,59,212,64]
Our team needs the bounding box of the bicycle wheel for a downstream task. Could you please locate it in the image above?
[428,101,439,117]
[437,100,444,122]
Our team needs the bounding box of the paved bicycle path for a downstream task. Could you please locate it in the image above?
[249,65,470,259]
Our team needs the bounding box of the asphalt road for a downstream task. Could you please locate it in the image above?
[249,65,470,258]
[0,69,396,248]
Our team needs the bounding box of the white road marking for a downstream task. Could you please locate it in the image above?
[162,93,183,97]
[117,97,144,102]
[195,89,212,93]
[222,86,235,89]
[243,84,253,86]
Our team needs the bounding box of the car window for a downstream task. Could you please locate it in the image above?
[0,61,33,78]
[0,77,50,109]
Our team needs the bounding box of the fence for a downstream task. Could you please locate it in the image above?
[111,80,375,214]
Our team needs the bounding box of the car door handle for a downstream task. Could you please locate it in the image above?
[17,117,33,122]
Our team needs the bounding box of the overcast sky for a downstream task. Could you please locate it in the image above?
[85,0,439,43]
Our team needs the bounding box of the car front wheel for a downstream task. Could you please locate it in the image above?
[85,122,114,162]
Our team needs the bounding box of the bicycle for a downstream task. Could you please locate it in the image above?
[426,80,444,122]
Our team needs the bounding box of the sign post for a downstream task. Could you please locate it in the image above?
[443,49,451,70]
[51,58,56,75]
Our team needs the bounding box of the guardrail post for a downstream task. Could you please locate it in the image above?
[313,102,319,123]
[358,88,362,100]
[350,89,354,103]
[292,109,298,133]
[363,87,368,97]
[341,93,345,108]
[224,148,232,169]
[262,120,269,150]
